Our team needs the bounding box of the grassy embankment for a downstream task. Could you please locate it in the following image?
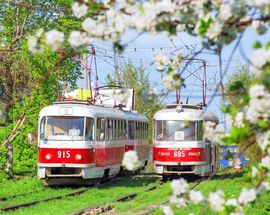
[0,170,269,215]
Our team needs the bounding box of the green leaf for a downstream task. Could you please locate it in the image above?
[221,105,230,113]
[258,120,268,128]
[253,41,262,49]
[266,41,270,49]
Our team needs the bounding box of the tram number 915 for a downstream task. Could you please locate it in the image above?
[173,150,186,158]
[57,150,71,159]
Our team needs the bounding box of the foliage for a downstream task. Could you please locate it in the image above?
[0,1,85,180]
[105,61,163,143]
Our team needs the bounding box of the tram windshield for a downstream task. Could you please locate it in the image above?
[40,116,94,141]
[155,120,200,141]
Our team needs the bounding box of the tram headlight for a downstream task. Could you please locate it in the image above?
[45,153,52,160]
[75,154,82,161]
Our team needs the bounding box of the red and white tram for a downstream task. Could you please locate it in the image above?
[153,104,219,179]
[37,101,148,185]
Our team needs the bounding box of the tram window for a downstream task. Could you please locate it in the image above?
[155,120,195,141]
[106,119,113,140]
[128,121,135,140]
[40,117,45,139]
[120,119,125,140]
[97,118,105,141]
[196,121,203,141]
[85,117,94,141]
[124,120,127,139]
[44,116,84,140]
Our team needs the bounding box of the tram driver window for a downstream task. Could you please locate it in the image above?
[155,120,195,141]
[85,118,94,141]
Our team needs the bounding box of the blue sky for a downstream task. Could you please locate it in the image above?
[79,26,269,125]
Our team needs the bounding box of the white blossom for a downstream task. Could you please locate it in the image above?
[238,188,256,205]
[45,30,64,51]
[68,31,93,48]
[204,121,225,145]
[170,195,188,208]
[189,190,204,204]
[28,36,43,54]
[161,205,173,215]
[208,190,225,212]
[72,2,88,18]
[225,198,238,207]
[246,85,270,124]
[256,131,270,152]
[112,89,130,104]
[260,155,270,169]
[251,20,267,35]
[234,112,244,128]
[251,48,270,73]
[162,71,183,91]
[35,28,44,37]
[219,3,233,21]
[251,166,259,178]
[122,150,142,171]
[141,88,158,103]
[171,178,189,195]
[154,53,171,71]
[205,22,223,42]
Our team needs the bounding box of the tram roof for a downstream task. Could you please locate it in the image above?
[154,107,218,122]
[39,102,147,121]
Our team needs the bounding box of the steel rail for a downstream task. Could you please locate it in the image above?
[0,176,129,212]
[138,176,208,215]
[0,188,46,201]
[70,182,164,215]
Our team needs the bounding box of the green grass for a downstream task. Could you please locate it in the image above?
[1,171,270,215]
[112,171,270,215]
[0,176,158,215]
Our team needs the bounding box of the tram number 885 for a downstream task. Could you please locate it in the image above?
[173,150,185,158]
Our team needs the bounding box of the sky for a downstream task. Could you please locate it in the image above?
[79,26,270,126]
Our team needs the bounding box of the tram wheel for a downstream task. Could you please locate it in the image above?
[162,175,169,181]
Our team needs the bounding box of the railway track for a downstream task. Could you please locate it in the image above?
[0,188,46,201]
[137,176,209,215]
[70,181,164,215]
[0,174,158,212]
[0,176,126,212]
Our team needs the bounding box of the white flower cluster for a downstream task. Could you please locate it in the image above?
[169,178,204,209]
[251,48,270,75]
[251,20,268,35]
[246,85,270,124]
[204,121,225,145]
[45,30,64,51]
[28,29,44,54]
[154,53,171,71]
[72,2,88,18]
[162,71,183,91]
[141,88,158,103]
[167,179,259,214]
[112,89,130,104]
[122,150,142,171]
[256,131,270,153]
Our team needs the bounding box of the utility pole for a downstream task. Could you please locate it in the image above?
[82,52,89,90]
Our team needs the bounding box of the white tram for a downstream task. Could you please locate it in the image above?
[37,101,148,185]
[153,104,219,179]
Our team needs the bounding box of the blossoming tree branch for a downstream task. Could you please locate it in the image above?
[28,0,270,214]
